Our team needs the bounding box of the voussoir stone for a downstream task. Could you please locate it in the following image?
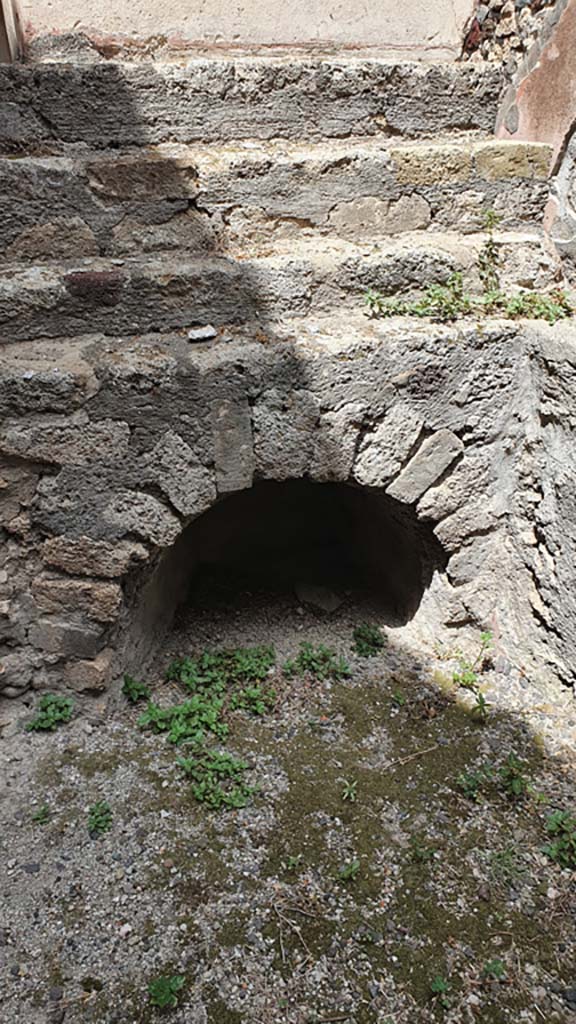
[146,431,216,517]
[103,491,182,547]
[211,398,255,494]
[353,405,423,488]
[386,429,464,503]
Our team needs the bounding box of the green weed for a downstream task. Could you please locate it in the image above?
[178,749,253,810]
[482,958,506,981]
[456,766,492,801]
[498,754,530,801]
[352,623,386,658]
[31,804,51,825]
[471,690,490,724]
[167,645,275,695]
[26,694,74,732]
[122,674,151,704]
[365,210,573,325]
[489,845,526,884]
[338,858,360,882]
[543,810,576,869]
[429,975,451,1009]
[284,642,350,682]
[283,854,303,873]
[341,779,358,802]
[452,631,493,690]
[409,837,437,864]
[138,695,228,746]
[229,685,276,716]
[88,800,112,838]
[148,974,185,1009]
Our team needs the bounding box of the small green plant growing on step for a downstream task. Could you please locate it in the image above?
[122,674,151,704]
[365,209,573,325]
[31,804,51,826]
[148,974,185,1010]
[391,688,406,707]
[338,858,360,882]
[341,779,358,802]
[26,694,74,732]
[178,749,253,810]
[482,958,506,982]
[352,623,386,657]
[229,685,276,716]
[88,800,112,838]
[498,754,529,801]
[452,631,493,690]
[284,642,350,681]
[543,810,576,869]
[429,975,451,1009]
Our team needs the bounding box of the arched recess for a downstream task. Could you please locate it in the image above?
[119,478,447,674]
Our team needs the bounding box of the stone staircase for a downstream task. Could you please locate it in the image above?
[1,50,574,699]
[0,54,558,344]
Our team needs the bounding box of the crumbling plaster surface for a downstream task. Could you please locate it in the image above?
[548,125,576,278]
[1,318,575,699]
[18,0,476,59]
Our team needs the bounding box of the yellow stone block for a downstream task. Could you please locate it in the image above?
[474,142,552,181]
[391,145,473,185]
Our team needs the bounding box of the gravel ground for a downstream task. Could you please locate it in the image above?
[1,579,576,1024]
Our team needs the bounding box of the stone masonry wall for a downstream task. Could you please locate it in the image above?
[1,319,575,699]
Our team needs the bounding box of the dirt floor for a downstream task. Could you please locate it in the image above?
[1,578,576,1024]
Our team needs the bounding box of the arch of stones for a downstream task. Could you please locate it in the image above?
[1,315,574,698]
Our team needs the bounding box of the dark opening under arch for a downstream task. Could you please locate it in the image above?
[125,479,447,667]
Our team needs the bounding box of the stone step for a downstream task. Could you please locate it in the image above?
[0,231,557,345]
[0,139,552,261]
[0,58,501,154]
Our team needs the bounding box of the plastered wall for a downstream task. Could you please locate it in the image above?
[18,0,476,59]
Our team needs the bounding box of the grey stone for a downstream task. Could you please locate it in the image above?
[386,429,464,503]
[0,60,502,150]
[295,583,344,613]
[187,325,218,342]
[354,406,423,488]
[103,491,182,546]
[210,399,254,494]
[146,432,216,518]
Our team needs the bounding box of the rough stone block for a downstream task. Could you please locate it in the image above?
[310,402,367,482]
[391,145,472,185]
[32,577,123,623]
[354,405,423,488]
[103,491,182,547]
[7,218,99,262]
[87,153,198,200]
[386,429,464,503]
[147,431,216,516]
[28,619,105,659]
[65,648,114,693]
[253,389,320,480]
[475,141,551,181]
[1,416,130,466]
[210,399,255,494]
[41,536,149,578]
